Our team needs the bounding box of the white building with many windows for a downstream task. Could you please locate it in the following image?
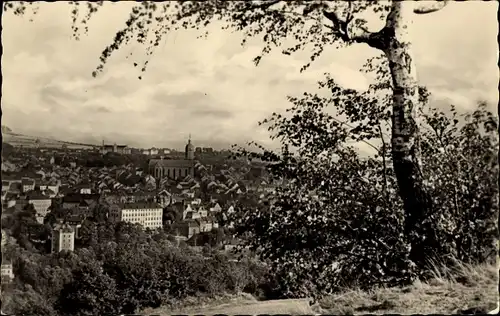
[110,202,163,229]
[52,223,75,253]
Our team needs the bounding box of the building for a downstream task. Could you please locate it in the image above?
[1,230,7,247]
[104,191,157,204]
[21,177,35,193]
[62,193,99,211]
[38,182,59,195]
[1,262,14,284]
[197,206,208,218]
[52,223,75,253]
[148,136,195,180]
[14,198,29,211]
[174,220,200,239]
[109,202,163,230]
[143,147,159,156]
[182,204,196,220]
[198,217,213,232]
[75,183,92,194]
[66,215,84,239]
[101,141,131,155]
[209,202,222,213]
[27,191,52,224]
[2,181,10,192]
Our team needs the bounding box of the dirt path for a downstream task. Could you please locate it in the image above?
[147,298,317,315]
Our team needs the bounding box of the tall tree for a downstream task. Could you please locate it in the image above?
[7,0,454,265]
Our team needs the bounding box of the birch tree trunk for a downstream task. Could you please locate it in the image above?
[382,1,436,265]
[321,0,449,266]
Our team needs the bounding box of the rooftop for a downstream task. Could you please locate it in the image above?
[53,223,75,233]
[21,178,35,185]
[103,144,128,148]
[175,219,200,227]
[118,202,162,210]
[27,191,50,200]
[66,214,84,223]
[149,159,196,168]
[63,193,100,203]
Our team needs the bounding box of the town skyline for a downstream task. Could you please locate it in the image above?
[1,124,231,152]
[2,1,498,151]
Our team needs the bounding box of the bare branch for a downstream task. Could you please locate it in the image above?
[413,0,450,14]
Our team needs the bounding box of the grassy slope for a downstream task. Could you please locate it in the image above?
[317,262,498,315]
[143,262,498,315]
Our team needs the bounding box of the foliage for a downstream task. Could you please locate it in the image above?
[76,219,98,248]
[1,284,58,316]
[2,142,15,157]
[2,219,271,316]
[8,1,402,79]
[230,72,498,298]
[57,260,120,316]
[418,102,499,265]
[2,207,50,252]
[188,228,226,248]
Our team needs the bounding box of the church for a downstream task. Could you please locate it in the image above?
[148,137,195,180]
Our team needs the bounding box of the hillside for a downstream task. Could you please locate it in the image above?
[1,125,13,133]
[1,130,96,150]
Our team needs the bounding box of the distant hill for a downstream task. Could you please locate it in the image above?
[1,125,12,134]
[1,129,97,150]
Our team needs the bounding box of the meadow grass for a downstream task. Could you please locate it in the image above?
[317,260,498,315]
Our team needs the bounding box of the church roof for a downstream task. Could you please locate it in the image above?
[149,159,195,168]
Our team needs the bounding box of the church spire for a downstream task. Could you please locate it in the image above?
[185,133,194,160]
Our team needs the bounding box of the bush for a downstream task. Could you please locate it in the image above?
[420,103,499,265]
[1,284,57,316]
[231,97,498,299]
[232,150,417,297]
[57,262,120,316]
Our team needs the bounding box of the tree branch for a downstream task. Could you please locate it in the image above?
[249,0,282,11]
[413,0,450,14]
[321,3,383,49]
[322,9,352,42]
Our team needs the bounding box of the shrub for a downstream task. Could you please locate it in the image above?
[420,103,499,265]
[57,262,120,316]
[1,284,57,316]
[231,96,498,299]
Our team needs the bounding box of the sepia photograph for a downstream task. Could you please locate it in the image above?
[1,1,498,315]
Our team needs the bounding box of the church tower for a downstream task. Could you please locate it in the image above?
[185,134,194,160]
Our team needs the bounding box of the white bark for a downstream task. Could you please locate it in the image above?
[384,1,421,156]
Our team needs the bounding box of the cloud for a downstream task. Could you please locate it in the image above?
[1,1,497,150]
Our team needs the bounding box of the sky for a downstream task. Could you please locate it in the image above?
[1,1,498,151]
